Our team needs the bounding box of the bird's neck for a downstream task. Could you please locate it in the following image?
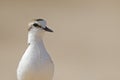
[28,32,47,51]
[27,31,48,54]
[28,31,44,44]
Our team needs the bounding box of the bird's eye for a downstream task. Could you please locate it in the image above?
[33,23,39,27]
[33,23,41,28]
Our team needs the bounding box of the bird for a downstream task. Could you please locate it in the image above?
[17,19,54,80]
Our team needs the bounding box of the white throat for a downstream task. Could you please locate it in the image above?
[28,28,45,44]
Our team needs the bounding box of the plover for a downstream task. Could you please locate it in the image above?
[17,19,54,80]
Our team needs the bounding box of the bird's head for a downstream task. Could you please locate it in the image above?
[28,19,53,43]
[28,19,53,33]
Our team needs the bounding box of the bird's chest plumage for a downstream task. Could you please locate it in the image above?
[17,44,54,80]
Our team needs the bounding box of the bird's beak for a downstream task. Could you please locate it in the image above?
[43,26,53,32]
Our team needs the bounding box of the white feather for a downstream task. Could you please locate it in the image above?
[17,19,54,80]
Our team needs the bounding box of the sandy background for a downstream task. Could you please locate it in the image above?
[0,0,120,80]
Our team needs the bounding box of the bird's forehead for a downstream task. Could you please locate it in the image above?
[37,20,46,25]
[35,19,46,23]
[29,19,47,26]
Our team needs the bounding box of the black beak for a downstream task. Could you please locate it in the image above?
[43,26,53,32]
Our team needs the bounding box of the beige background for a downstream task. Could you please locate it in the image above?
[0,0,120,80]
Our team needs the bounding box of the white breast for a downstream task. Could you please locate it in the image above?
[17,43,54,80]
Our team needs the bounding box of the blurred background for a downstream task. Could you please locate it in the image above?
[0,0,120,80]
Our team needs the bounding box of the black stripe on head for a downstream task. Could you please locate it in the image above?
[35,19,44,21]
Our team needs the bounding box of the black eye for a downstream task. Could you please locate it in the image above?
[33,23,39,27]
[33,23,42,28]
